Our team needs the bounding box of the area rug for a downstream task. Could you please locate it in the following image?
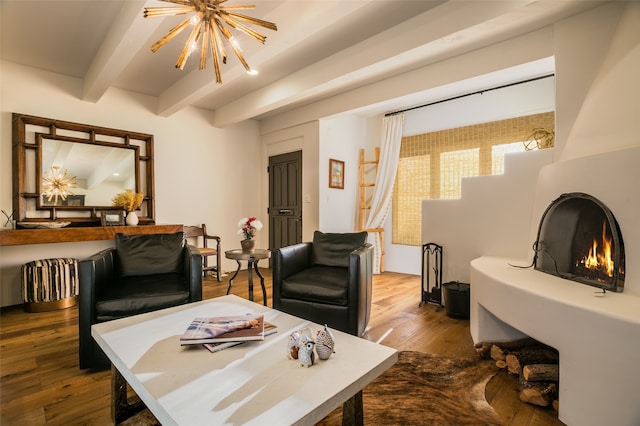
[317,351,503,425]
[121,351,502,425]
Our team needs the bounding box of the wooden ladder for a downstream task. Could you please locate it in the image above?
[359,147,384,272]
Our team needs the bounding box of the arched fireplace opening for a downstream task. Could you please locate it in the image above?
[534,192,625,292]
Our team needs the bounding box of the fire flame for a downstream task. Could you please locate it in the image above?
[581,221,614,277]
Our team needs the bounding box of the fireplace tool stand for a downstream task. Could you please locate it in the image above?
[420,242,443,310]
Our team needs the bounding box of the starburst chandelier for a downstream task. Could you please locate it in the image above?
[144,0,277,84]
[42,166,77,204]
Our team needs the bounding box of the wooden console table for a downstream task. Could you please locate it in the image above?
[0,224,183,246]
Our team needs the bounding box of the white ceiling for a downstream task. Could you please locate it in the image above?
[1,1,606,126]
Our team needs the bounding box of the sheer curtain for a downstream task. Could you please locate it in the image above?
[364,113,404,274]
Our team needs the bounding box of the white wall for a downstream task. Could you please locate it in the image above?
[423,150,554,283]
[318,115,366,232]
[557,2,640,161]
[421,2,640,285]
[0,61,262,306]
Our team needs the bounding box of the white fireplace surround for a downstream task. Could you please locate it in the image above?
[471,146,640,426]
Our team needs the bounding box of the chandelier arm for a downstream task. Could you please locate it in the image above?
[218,15,266,43]
[215,19,251,71]
[211,20,228,64]
[176,20,203,69]
[208,21,222,83]
[221,11,277,31]
[158,0,193,5]
[216,5,256,10]
[150,18,192,52]
[199,22,208,70]
[144,6,194,18]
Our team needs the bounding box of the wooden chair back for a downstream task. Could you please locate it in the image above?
[183,224,222,281]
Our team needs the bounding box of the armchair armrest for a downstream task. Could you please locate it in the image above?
[349,243,374,283]
[185,245,203,302]
[79,248,116,317]
[273,242,313,309]
[78,248,116,369]
[274,242,313,278]
[349,243,374,335]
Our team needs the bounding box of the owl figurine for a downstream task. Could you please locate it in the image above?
[298,338,316,367]
[315,324,336,360]
[287,331,300,360]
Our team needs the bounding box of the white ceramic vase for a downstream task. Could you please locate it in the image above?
[125,211,139,226]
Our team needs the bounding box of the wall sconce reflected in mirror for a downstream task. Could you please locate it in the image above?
[42,166,77,204]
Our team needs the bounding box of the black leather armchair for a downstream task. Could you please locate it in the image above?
[273,231,373,336]
[78,232,202,369]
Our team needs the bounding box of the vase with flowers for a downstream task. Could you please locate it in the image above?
[112,189,144,226]
[237,217,263,252]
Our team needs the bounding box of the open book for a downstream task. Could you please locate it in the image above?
[203,322,278,353]
[180,314,265,345]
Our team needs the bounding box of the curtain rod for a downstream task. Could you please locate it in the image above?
[385,74,555,117]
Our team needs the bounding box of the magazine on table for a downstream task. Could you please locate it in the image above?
[203,322,278,353]
[180,314,266,345]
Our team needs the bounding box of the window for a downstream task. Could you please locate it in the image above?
[393,112,555,246]
[393,155,430,244]
[492,141,529,175]
[440,148,479,199]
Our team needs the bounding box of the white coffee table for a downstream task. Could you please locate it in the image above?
[92,295,397,425]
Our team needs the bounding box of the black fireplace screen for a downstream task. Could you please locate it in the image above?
[534,192,625,292]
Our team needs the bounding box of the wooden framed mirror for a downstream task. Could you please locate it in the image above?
[12,113,155,226]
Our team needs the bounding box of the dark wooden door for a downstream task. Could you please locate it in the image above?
[269,151,302,252]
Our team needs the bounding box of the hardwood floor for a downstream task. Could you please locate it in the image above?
[0,269,564,425]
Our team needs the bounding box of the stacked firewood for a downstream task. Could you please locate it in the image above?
[475,337,560,409]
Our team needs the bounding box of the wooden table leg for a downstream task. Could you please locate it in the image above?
[341,390,363,426]
[111,365,145,424]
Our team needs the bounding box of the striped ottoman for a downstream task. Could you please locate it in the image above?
[21,258,79,312]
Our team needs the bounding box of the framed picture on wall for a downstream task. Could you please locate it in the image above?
[329,159,345,189]
[101,210,125,226]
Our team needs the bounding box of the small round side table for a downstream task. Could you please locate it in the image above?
[224,249,271,306]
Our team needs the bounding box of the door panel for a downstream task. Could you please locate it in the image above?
[269,151,302,252]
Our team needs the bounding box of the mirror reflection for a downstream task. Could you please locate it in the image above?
[41,139,136,207]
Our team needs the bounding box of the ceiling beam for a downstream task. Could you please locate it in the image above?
[154,0,375,117]
[82,0,163,103]
[211,0,537,127]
